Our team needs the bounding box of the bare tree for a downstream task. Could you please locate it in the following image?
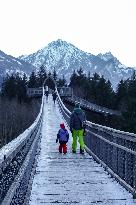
[0,97,41,148]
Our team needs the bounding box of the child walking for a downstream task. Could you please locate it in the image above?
[56,123,69,154]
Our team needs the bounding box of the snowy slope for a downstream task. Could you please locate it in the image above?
[0,50,36,85]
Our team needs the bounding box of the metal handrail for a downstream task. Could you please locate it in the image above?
[67,95,121,116]
[56,89,136,198]
[0,87,45,204]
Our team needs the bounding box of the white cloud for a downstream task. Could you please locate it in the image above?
[0,0,136,66]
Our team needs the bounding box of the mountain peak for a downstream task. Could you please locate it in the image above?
[48,39,68,47]
[18,39,135,90]
[104,51,113,57]
[97,51,117,62]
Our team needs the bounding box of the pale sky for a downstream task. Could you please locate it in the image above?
[0,0,136,67]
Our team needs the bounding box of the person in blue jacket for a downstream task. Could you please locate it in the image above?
[56,123,69,154]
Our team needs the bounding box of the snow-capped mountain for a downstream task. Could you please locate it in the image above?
[18,39,135,89]
[0,50,36,85]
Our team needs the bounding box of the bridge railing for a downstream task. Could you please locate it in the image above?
[0,87,45,204]
[56,89,136,198]
[66,95,121,116]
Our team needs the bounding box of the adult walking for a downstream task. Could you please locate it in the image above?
[45,90,49,101]
[70,102,86,154]
[52,91,57,104]
[45,86,49,102]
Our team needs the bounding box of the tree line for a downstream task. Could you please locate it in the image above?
[69,68,136,133]
[1,65,66,101]
[0,65,66,148]
[1,65,136,148]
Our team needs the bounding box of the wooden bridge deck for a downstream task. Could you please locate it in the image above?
[29,95,135,205]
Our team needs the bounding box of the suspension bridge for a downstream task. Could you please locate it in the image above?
[0,85,136,205]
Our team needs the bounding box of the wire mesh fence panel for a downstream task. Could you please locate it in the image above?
[57,87,136,198]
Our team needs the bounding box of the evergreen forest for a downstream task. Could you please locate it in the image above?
[1,65,136,148]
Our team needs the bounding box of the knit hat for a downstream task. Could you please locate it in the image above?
[75,102,80,109]
[60,123,65,129]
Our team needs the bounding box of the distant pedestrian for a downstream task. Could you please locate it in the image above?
[45,90,49,101]
[56,123,69,154]
[70,102,86,154]
[52,91,57,104]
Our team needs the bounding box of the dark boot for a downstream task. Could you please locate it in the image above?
[80,147,84,154]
